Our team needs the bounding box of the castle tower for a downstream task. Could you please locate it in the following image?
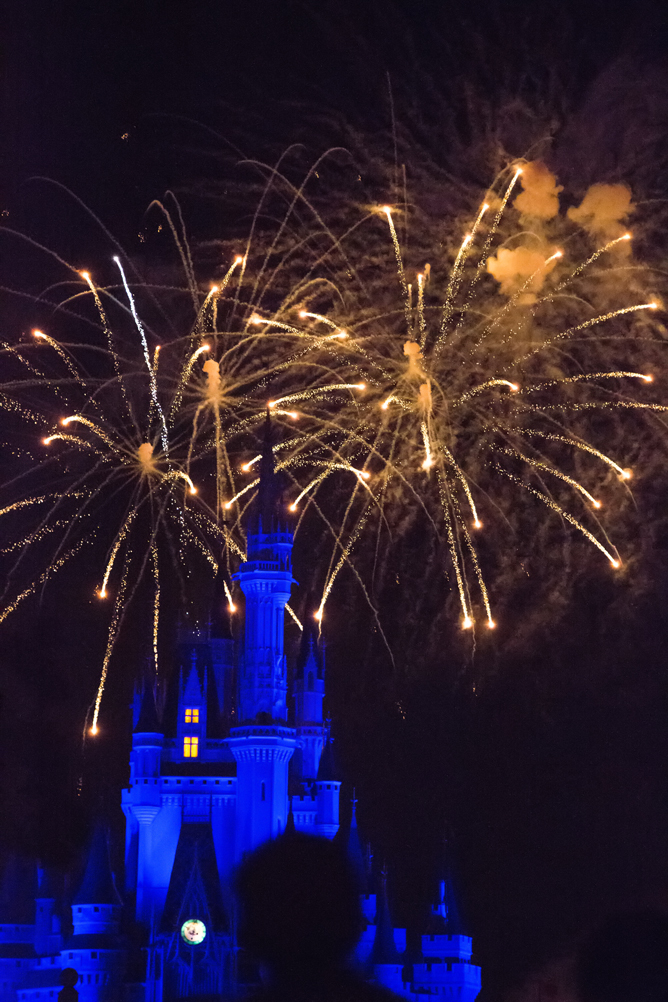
[412,866,481,1002]
[63,826,126,1002]
[293,632,325,780]
[314,728,340,838]
[34,868,61,957]
[123,684,164,928]
[227,415,296,856]
[370,868,406,995]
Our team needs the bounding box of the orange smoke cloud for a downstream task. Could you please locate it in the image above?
[487,245,559,300]
[403,340,427,380]
[567,183,634,239]
[514,161,563,220]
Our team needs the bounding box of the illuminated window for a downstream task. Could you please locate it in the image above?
[185,708,199,724]
[183,736,199,758]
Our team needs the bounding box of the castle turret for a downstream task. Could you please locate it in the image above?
[34,868,61,957]
[227,415,296,856]
[293,632,325,780]
[412,859,481,1002]
[63,826,125,1002]
[370,868,405,995]
[123,685,163,924]
[314,729,340,838]
[233,414,294,724]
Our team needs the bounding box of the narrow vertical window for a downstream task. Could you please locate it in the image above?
[183,736,199,758]
[261,781,266,802]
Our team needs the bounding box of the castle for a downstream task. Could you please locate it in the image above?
[0,426,481,1002]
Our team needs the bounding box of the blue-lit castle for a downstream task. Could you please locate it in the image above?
[0,425,481,1002]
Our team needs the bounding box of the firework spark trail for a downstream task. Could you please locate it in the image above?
[269,384,366,408]
[455,379,519,405]
[506,429,631,478]
[382,206,411,330]
[91,560,130,735]
[417,272,427,347]
[497,467,621,567]
[0,540,87,626]
[59,415,121,453]
[81,271,133,418]
[286,604,303,630]
[476,250,564,346]
[145,199,199,312]
[435,469,472,627]
[433,169,524,357]
[552,233,632,291]
[499,446,602,508]
[522,303,658,358]
[447,479,494,627]
[99,511,137,598]
[2,152,666,732]
[32,330,88,390]
[521,371,653,392]
[114,256,170,454]
[441,202,489,332]
[151,545,160,674]
[223,579,236,613]
[441,445,483,526]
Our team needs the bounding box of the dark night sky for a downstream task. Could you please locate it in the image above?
[2,1,668,999]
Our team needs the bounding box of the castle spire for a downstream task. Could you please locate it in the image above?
[134,683,161,735]
[227,415,297,855]
[73,824,120,907]
[250,410,283,537]
[370,866,400,965]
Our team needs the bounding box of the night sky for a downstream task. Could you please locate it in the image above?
[2,1,668,999]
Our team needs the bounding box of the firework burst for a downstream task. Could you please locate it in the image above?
[0,155,665,727]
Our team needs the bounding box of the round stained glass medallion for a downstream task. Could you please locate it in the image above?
[181,919,207,945]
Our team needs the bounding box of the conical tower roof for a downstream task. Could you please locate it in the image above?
[250,411,283,534]
[370,868,400,965]
[72,825,120,906]
[344,795,368,888]
[425,839,465,934]
[134,683,161,733]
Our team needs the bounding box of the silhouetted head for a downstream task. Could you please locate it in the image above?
[235,833,363,979]
[576,909,668,1002]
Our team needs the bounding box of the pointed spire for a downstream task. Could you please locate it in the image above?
[345,791,367,885]
[426,838,465,934]
[183,663,203,705]
[252,410,282,533]
[36,865,59,899]
[284,808,296,835]
[370,866,400,965]
[134,683,161,733]
[72,825,120,905]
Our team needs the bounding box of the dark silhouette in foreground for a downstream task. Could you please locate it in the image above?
[235,832,401,1001]
[576,909,668,1002]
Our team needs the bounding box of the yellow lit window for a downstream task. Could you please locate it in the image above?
[185,708,199,724]
[183,736,199,758]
